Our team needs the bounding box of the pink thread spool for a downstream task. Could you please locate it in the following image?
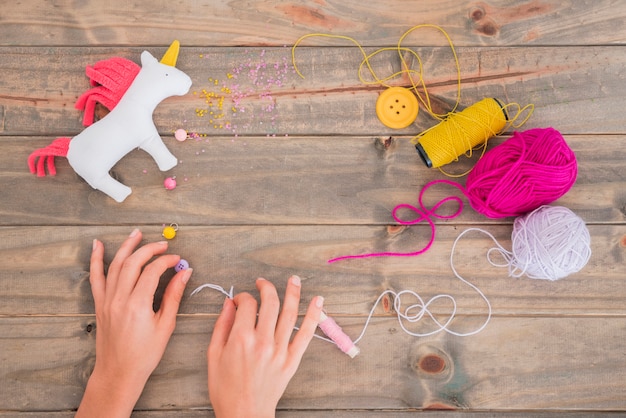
[318,312,360,358]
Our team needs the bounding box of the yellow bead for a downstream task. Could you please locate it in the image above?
[162,226,177,240]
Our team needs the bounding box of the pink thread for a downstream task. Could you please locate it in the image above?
[328,179,464,263]
[329,128,577,263]
[466,128,577,218]
[318,312,360,358]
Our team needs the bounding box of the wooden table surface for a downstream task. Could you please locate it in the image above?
[1,1,625,416]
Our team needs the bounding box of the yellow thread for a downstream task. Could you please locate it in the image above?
[414,99,534,176]
[292,25,534,175]
[292,24,461,120]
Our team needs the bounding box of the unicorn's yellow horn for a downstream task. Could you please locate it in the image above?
[160,40,180,66]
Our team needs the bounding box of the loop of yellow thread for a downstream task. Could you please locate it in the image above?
[292,25,534,176]
[292,24,462,121]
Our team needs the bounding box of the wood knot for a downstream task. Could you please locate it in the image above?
[468,4,500,37]
[419,354,446,374]
[374,136,396,151]
[477,21,499,36]
[620,234,626,248]
[469,6,485,21]
[410,344,453,380]
[386,224,406,236]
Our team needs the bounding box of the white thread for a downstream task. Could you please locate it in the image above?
[189,239,493,354]
[478,206,592,281]
[510,205,591,280]
[188,205,589,356]
[191,283,234,299]
[353,274,491,341]
[190,282,341,347]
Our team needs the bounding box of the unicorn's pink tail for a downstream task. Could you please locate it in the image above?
[28,137,71,177]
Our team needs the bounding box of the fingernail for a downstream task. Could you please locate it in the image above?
[92,239,98,252]
[158,241,168,246]
[291,275,301,287]
[316,296,324,308]
[129,228,140,238]
[181,268,193,284]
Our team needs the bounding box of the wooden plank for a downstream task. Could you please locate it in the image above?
[0,224,623,316]
[1,316,625,411]
[1,46,625,136]
[2,135,625,225]
[1,412,624,418]
[1,1,625,47]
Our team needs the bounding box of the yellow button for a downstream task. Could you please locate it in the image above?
[375,87,419,129]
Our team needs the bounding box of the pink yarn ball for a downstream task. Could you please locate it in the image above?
[466,128,577,218]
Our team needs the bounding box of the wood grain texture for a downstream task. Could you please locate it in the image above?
[1,413,625,418]
[2,135,625,225]
[1,0,625,416]
[1,316,625,411]
[1,0,625,47]
[1,46,625,136]
[0,224,623,317]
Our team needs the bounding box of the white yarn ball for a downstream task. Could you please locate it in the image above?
[510,205,591,281]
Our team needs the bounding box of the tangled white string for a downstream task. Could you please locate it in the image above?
[190,283,234,299]
[189,206,590,356]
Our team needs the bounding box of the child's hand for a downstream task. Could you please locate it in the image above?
[208,276,323,418]
[76,229,192,418]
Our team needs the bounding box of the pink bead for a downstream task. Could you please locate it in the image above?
[164,177,177,190]
[174,128,187,141]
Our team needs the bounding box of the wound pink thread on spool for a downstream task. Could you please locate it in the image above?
[318,312,360,358]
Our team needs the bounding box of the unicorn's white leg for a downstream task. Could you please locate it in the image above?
[95,174,132,203]
[140,135,178,171]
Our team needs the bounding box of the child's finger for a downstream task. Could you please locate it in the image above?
[208,297,236,360]
[133,253,180,304]
[114,241,170,297]
[105,228,143,291]
[287,296,323,368]
[89,239,106,311]
[158,268,192,331]
[275,275,302,347]
[230,292,259,334]
[255,278,280,338]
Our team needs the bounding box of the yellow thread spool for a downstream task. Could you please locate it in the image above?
[413,98,508,168]
[292,28,534,175]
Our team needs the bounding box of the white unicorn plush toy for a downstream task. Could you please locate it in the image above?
[28,40,192,202]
